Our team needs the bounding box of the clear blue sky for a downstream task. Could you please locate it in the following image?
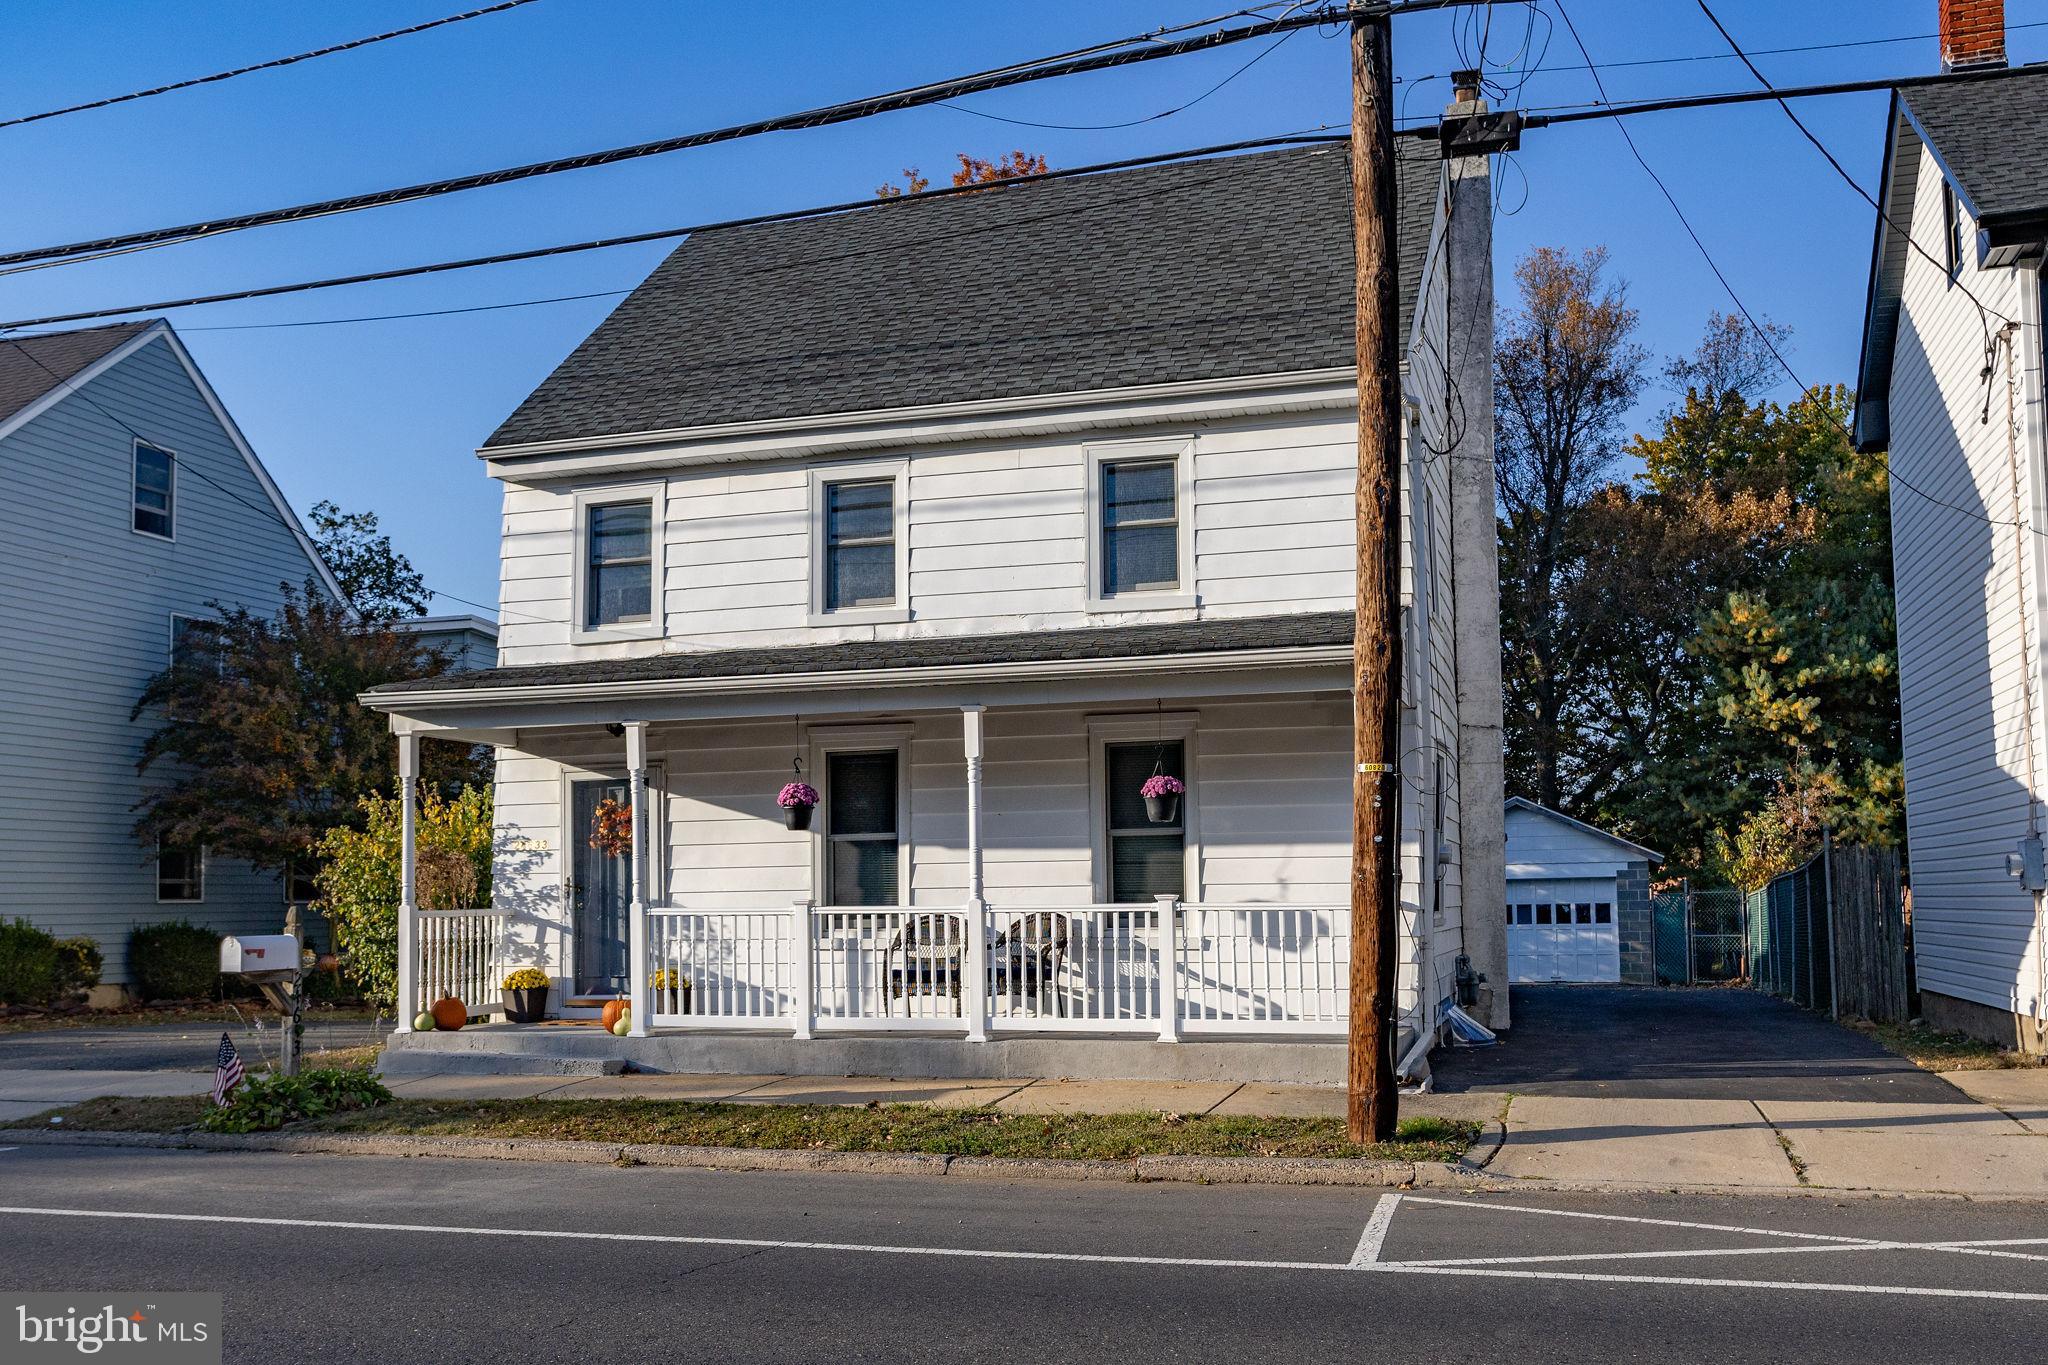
[4,0,2042,616]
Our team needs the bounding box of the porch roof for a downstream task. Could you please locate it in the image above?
[368,612,1353,707]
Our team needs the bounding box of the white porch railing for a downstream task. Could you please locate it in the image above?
[415,909,506,1020]
[608,900,1349,1039]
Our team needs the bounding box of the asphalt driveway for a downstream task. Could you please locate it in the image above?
[1431,985,1969,1104]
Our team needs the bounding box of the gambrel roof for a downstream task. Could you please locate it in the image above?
[485,141,1443,452]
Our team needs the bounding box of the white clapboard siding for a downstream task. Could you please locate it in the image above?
[0,333,327,983]
[1886,143,2045,1017]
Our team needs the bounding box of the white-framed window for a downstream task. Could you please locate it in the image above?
[807,724,913,906]
[156,843,205,903]
[166,613,223,720]
[571,483,665,642]
[1086,713,1199,903]
[133,441,175,539]
[807,461,909,625]
[1943,180,1965,284]
[285,861,320,905]
[1085,439,1195,612]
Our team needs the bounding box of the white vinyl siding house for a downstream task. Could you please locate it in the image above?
[1856,71,2048,1049]
[0,321,343,987]
[369,138,1502,1081]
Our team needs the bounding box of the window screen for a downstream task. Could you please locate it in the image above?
[824,480,896,610]
[1101,460,1178,596]
[1106,740,1184,902]
[134,444,174,537]
[827,751,899,905]
[585,501,652,626]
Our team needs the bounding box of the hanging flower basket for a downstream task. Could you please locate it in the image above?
[1141,774,1184,825]
[779,781,819,831]
[589,797,633,858]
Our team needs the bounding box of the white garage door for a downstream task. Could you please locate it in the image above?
[1506,880,1620,983]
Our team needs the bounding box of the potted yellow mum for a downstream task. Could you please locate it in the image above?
[501,967,552,1023]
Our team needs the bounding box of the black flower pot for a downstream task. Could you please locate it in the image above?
[502,986,549,1023]
[1144,793,1180,825]
[784,803,815,831]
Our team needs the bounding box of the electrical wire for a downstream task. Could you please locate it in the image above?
[0,332,531,622]
[0,6,1359,276]
[0,1,547,132]
[0,132,1352,330]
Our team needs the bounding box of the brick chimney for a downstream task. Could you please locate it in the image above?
[1941,0,2006,71]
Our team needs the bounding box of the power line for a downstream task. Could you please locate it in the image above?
[1497,17,2048,81]
[0,6,1362,275]
[177,290,633,332]
[0,332,528,622]
[0,132,1351,330]
[0,0,547,132]
[1523,60,2042,130]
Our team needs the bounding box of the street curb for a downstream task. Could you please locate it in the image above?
[0,1127,1477,1189]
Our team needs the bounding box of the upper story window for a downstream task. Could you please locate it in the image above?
[1943,181,1965,284]
[1087,440,1194,612]
[157,843,204,903]
[167,614,222,720]
[133,442,174,538]
[808,462,909,625]
[572,484,664,642]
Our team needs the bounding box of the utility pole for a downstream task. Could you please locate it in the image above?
[1348,0,1402,1145]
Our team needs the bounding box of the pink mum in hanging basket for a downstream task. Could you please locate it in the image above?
[1140,774,1185,798]
[778,781,820,808]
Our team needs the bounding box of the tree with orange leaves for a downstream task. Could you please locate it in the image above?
[876,151,1050,199]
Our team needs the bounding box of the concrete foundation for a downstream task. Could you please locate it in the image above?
[1922,988,2048,1055]
[381,1025,1354,1086]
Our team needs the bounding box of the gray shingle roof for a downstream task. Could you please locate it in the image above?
[368,611,1353,696]
[485,142,1442,450]
[0,321,153,428]
[1903,68,2048,226]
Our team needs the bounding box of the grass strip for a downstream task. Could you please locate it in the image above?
[1847,1018,2044,1072]
[11,1095,1478,1163]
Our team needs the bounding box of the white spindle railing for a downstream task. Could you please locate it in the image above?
[415,909,505,1019]
[646,909,796,1028]
[810,907,972,1031]
[986,904,1166,1034]
[1178,903,1349,1035]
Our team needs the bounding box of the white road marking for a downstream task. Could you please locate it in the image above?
[0,1205,2043,1303]
[0,1147,15,1154]
[1349,1193,1402,1267]
[1401,1196,1887,1245]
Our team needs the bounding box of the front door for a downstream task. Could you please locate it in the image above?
[570,778,631,997]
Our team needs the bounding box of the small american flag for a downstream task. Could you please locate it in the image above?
[210,1033,246,1106]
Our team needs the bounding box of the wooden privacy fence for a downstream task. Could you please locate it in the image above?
[1748,842,1909,1024]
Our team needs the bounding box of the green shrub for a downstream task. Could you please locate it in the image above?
[0,919,62,1006]
[199,1067,392,1133]
[128,921,222,1002]
[53,937,102,998]
[318,786,493,1006]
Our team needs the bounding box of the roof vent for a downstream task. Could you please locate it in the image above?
[1941,0,2006,71]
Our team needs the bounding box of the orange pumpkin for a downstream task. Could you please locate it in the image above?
[599,999,629,1032]
[429,997,468,1031]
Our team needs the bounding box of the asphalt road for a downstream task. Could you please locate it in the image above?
[0,1018,392,1071]
[1433,985,1965,1102]
[0,1144,2041,1363]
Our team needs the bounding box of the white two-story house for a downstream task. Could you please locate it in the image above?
[368,132,1505,1083]
[1855,3,2048,1054]
[0,319,345,992]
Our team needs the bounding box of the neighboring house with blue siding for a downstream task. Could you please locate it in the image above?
[0,319,344,992]
[394,614,499,672]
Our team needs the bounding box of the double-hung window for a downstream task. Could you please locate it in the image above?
[1105,740,1185,903]
[825,750,900,906]
[1943,181,1965,284]
[167,614,222,720]
[577,493,655,638]
[157,844,204,903]
[1088,442,1192,611]
[809,464,907,623]
[133,442,174,538]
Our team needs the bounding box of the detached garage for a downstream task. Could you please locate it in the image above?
[1503,799,1660,985]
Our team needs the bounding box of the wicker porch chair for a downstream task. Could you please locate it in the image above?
[884,913,966,1016]
[992,912,1072,1017]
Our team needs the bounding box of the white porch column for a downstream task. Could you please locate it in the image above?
[394,731,420,1030]
[791,899,815,1040]
[625,721,651,1038]
[1156,894,1181,1042]
[962,706,988,1042]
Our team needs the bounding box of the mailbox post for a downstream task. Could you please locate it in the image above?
[221,929,306,1077]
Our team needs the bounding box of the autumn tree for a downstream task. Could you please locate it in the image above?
[1494,246,1648,808]
[131,583,485,877]
[877,150,1050,199]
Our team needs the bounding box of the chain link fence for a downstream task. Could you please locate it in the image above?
[1650,888,1748,985]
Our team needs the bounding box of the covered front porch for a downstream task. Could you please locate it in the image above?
[365,616,1424,1072]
